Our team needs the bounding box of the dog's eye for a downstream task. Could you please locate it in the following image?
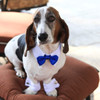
[34,17,40,23]
[47,16,55,22]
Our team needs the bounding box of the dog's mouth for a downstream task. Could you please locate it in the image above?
[38,39,52,45]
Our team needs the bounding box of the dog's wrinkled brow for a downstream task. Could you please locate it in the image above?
[46,11,55,18]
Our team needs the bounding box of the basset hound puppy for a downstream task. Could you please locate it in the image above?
[5,6,69,97]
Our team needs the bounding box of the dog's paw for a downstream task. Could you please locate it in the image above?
[23,87,37,95]
[16,70,25,78]
[46,89,57,97]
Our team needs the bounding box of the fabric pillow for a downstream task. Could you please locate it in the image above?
[0,56,99,100]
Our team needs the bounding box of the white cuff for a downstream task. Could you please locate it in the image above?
[25,77,41,92]
[43,78,60,93]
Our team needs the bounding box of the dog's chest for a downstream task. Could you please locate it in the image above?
[28,60,59,81]
[23,45,66,81]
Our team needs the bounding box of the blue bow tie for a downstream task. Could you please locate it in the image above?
[37,55,58,66]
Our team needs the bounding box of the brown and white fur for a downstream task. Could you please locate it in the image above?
[4,7,69,96]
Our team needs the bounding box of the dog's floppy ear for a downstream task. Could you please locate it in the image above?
[59,18,69,53]
[25,23,36,56]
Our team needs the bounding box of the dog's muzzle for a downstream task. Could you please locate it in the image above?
[38,32,48,42]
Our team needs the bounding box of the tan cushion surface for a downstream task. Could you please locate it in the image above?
[0,12,33,53]
[0,12,33,42]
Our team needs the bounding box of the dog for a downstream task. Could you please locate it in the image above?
[4,6,69,97]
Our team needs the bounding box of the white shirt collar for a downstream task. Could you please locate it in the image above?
[32,44,61,59]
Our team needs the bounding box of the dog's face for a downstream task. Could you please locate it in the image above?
[26,7,69,53]
[34,7,56,45]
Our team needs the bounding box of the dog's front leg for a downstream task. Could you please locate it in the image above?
[43,78,60,97]
[13,61,25,78]
[24,78,41,95]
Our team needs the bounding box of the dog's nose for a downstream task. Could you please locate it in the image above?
[38,33,48,42]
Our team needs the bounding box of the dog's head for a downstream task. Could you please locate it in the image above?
[26,7,69,54]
